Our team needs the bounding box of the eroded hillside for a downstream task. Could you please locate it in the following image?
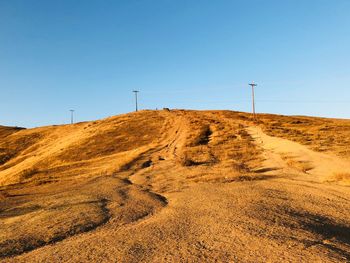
[0,110,350,262]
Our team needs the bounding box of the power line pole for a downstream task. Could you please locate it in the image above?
[70,109,75,124]
[132,90,139,112]
[248,82,257,120]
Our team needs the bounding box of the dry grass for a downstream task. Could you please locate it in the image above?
[258,114,350,159]
[0,110,168,257]
[0,126,24,138]
[176,111,262,177]
[0,111,165,187]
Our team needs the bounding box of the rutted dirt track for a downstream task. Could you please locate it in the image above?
[1,110,350,262]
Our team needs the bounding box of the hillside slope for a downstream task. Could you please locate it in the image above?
[0,110,350,262]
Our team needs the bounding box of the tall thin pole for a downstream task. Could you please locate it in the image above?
[70,110,74,124]
[133,90,139,112]
[248,82,257,120]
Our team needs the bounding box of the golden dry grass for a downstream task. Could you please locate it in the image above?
[0,110,168,257]
[0,111,165,187]
[0,126,23,138]
[257,114,350,159]
[177,111,262,174]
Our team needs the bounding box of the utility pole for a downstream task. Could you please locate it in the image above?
[132,90,139,112]
[70,109,75,124]
[248,82,257,120]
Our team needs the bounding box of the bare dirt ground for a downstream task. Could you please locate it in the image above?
[0,110,349,262]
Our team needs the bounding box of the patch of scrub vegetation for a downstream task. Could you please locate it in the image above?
[178,111,263,180]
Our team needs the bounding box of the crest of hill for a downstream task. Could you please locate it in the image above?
[0,110,349,188]
[0,125,24,138]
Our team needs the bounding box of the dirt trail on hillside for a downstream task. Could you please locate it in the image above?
[247,126,350,182]
[1,111,350,262]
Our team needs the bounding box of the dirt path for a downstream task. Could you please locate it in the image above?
[247,125,350,183]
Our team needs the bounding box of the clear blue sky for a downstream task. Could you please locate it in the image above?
[1,0,349,127]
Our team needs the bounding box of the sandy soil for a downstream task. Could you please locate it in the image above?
[247,126,350,182]
[1,110,350,262]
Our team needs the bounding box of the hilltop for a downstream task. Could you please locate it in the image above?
[1,110,350,262]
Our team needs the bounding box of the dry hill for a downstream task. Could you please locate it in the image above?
[0,110,350,262]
